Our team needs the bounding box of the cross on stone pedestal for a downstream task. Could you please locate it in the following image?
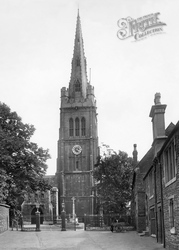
[71,197,76,220]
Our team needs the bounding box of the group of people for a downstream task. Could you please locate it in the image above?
[110,217,124,233]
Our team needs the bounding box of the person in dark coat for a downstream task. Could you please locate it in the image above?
[110,217,117,232]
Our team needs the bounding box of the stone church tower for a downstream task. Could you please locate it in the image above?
[56,11,98,217]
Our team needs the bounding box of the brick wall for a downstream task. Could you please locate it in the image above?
[132,168,149,232]
[0,204,10,233]
[162,133,179,250]
[137,191,146,232]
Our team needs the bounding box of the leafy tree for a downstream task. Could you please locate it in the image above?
[0,103,51,208]
[0,168,9,202]
[93,150,133,214]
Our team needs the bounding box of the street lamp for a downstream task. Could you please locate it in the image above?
[61,201,66,231]
[62,202,65,212]
[35,202,40,231]
[36,202,40,212]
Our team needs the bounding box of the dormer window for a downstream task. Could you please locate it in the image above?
[75,80,81,92]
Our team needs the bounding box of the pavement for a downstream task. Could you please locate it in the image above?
[0,225,164,250]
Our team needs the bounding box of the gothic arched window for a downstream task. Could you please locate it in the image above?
[76,58,80,66]
[69,118,74,136]
[75,117,80,136]
[76,161,79,170]
[75,80,81,92]
[81,117,86,136]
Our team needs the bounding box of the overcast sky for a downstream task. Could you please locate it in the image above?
[0,0,178,175]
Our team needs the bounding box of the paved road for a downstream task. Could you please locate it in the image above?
[0,228,164,250]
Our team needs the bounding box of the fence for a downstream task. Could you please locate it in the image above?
[22,213,84,231]
[21,212,133,232]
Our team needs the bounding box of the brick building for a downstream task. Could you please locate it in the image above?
[159,121,179,249]
[133,92,179,249]
[131,145,155,233]
[144,121,179,249]
[144,93,167,243]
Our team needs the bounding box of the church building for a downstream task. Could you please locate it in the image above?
[21,11,99,224]
[56,11,99,217]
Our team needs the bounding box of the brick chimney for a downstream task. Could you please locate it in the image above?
[149,93,167,152]
[132,144,138,168]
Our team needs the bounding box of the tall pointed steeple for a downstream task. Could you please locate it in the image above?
[69,10,88,99]
[57,11,98,216]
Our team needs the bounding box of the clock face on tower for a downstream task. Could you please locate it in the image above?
[72,145,82,155]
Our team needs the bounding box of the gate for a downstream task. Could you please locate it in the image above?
[84,214,132,231]
[63,214,84,231]
[84,214,110,231]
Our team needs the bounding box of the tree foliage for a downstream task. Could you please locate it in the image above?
[0,103,51,207]
[93,150,133,214]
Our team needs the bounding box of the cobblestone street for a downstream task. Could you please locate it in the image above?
[0,228,164,250]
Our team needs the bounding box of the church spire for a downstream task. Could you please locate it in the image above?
[69,10,88,99]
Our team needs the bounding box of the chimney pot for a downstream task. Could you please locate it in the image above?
[150,93,167,141]
[154,92,161,105]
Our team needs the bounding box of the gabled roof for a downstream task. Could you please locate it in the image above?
[143,121,179,179]
[165,122,175,136]
[158,121,179,157]
[137,147,155,174]
[132,146,155,186]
